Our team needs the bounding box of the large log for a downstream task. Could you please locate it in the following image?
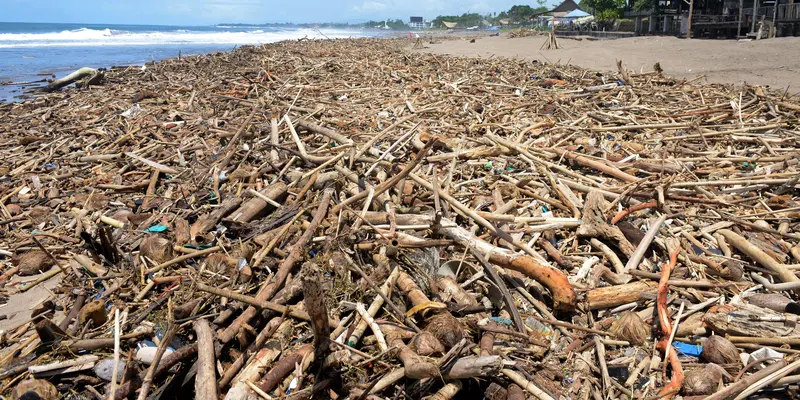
[36,67,102,93]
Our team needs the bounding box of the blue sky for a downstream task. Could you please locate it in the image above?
[5,0,557,25]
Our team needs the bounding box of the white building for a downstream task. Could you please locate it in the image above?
[409,16,427,29]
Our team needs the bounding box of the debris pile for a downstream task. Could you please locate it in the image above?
[1,37,800,400]
[507,28,546,38]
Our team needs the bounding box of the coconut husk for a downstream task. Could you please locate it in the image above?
[72,193,110,211]
[13,378,58,400]
[702,335,741,366]
[424,312,465,350]
[139,235,174,264]
[13,251,55,276]
[204,253,251,283]
[608,311,650,345]
[683,364,724,395]
[27,206,52,225]
[7,203,22,216]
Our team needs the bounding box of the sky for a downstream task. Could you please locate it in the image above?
[4,0,558,25]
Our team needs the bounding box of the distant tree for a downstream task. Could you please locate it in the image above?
[581,0,625,18]
[505,2,549,23]
[432,12,483,27]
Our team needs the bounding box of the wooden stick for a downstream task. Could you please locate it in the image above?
[146,246,222,274]
[195,282,312,321]
[108,309,121,399]
[502,369,555,400]
[137,321,176,400]
[194,319,218,400]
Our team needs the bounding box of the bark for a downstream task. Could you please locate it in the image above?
[585,280,658,310]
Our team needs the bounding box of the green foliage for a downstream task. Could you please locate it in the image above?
[581,0,626,19]
[432,12,483,28]
[506,2,548,22]
[633,0,655,12]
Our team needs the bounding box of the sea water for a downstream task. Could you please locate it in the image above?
[0,22,367,100]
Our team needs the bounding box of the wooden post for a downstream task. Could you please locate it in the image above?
[772,0,780,37]
[687,0,695,38]
[752,0,760,33]
[738,0,745,36]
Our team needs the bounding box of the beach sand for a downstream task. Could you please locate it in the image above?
[418,35,800,92]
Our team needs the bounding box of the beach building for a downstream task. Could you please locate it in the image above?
[408,16,428,29]
[624,0,800,37]
[536,0,587,27]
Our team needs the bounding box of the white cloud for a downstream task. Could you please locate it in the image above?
[352,0,388,12]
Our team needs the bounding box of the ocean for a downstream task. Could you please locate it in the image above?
[0,22,369,100]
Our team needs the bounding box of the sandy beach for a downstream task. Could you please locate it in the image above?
[418,35,800,92]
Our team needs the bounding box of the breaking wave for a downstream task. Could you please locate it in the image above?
[0,27,362,48]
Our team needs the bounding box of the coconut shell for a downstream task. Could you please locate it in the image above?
[139,235,174,264]
[702,335,740,365]
[683,364,723,395]
[12,378,58,400]
[410,331,445,356]
[609,311,650,345]
[424,312,465,349]
[13,251,55,276]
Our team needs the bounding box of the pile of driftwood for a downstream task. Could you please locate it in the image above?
[1,37,800,400]
[507,28,546,38]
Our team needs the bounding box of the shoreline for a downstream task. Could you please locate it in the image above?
[4,31,799,103]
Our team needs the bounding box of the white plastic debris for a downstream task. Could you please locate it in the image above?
[120,104,142,118]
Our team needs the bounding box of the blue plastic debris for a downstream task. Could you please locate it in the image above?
[490,317,513,326]
[146,225,168,233]
[672,341,703,357]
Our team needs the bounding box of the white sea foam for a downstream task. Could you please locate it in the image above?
[0,27,363,48]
